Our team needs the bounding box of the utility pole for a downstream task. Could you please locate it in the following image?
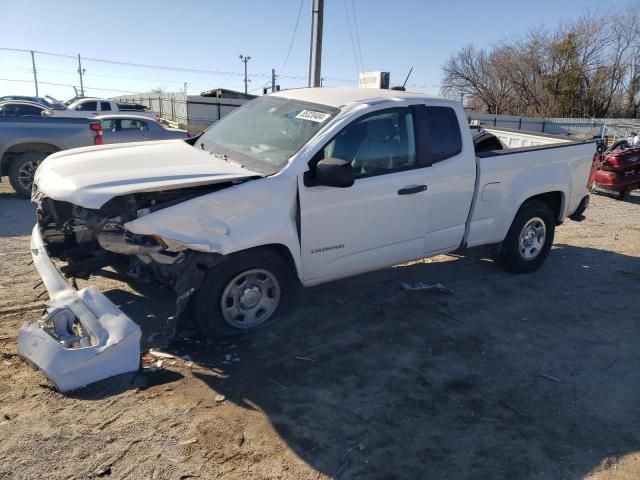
[77,54,85,96]
[30,51,38,96]
[312,0,324,88]
[271,68,276,94]
[239,54,251,94]
[308,0,324,87]
[183,82,188,95]
[307,0,316,87]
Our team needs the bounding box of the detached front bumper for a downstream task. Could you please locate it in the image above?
[17,225,141,392]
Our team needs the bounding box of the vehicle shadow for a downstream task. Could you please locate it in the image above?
[93,243,640,478]
[0,190,35,237]
[4,177,636,476]
[593,189,640,205]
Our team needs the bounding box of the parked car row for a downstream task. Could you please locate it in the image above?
[0,95,67,110]
[46,98,158,119]
[0,93,187,196]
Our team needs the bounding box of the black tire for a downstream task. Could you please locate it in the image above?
[496,200,555,274]
[618,189,631,201]
[8,152,50,198]
[192,249,294,339]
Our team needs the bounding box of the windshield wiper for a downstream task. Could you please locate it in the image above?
[212,152,246,169]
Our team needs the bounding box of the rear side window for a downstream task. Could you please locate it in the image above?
[19,105,43,116]
[101,119,116,131]
[414,106,462,164]
[101,102,112,111]
[0,105,17,116]
[121,119,148,131]
[77,101,97,111]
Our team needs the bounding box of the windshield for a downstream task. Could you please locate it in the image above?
[198,96,338,175]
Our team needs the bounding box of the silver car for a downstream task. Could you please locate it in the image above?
[96,114,189,144]
[0,100,48,117]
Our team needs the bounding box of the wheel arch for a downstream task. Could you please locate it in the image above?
[226,243,302,284]
[521,191,565,225]
[1,142,59,176]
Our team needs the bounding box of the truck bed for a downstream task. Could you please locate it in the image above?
[466,127,595,248]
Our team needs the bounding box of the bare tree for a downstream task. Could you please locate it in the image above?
[441,7,640,118]
[441,45,513,114]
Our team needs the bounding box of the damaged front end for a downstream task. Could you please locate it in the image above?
[19,184,231,391]
[18,225,142,392]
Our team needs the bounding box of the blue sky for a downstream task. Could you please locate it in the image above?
[0,0,636,100]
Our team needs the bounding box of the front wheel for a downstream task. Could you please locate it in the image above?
[8,152,50,198]
[496,200,555,274]
[192,249,294,339]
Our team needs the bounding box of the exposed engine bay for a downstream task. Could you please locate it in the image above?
[33,182,239,312]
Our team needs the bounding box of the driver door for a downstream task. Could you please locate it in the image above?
[299,107,430,284]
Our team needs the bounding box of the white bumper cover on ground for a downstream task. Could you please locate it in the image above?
[18,225,141,392]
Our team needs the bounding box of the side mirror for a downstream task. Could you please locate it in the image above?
[315,158,354,188]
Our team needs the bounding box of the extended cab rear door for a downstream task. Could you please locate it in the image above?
[412,104,476,254]
[299,106,432,283]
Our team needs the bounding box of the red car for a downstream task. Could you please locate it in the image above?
[592,139,640,200]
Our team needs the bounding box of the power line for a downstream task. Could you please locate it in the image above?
[0,77,146,94]
[350,0,365,72]
[342,0,362,76]
[279,0,306,75]
[0,65,231,89]
[2,47,415,88]
[0,47,287,79]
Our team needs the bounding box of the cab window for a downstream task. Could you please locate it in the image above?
[76,101,97,111]
[414,106,462,164]
[320,108,416,179]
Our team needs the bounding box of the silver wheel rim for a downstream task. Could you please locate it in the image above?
[220,268,281,329]
[518,217,546,260]
[18,160,37,192]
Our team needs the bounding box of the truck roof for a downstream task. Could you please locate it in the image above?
[270,87,435,109]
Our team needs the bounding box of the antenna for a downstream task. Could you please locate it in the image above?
[402,66,414,89]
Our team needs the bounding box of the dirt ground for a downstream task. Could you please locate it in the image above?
[0,180,639,480]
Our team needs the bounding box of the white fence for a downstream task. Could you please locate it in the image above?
[116,92,188,124]
[114,92,251,129]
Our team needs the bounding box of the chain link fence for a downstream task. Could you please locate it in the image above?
[468,112,640,141]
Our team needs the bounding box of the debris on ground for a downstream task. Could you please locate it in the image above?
[178,437,198,446]
[401,282,454,294]
[148,349,177,359]
[141,354,163,372]
[215,394,226,403]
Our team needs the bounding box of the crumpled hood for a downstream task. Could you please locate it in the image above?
[34,140,258,209]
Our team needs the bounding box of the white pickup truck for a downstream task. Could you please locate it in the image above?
[21,88,594,390]
[47,98,157,119]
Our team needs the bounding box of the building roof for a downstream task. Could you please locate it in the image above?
[271,87,434,109]
[200,88,256,100]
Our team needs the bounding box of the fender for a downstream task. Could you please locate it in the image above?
[124,172,304,279]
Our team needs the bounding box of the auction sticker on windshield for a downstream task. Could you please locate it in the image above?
[296,110,332,123]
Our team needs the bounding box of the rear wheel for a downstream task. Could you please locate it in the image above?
[8,152,51,198]
[496,200,555,274]
[618,189,631,201]
[192,249,294,339]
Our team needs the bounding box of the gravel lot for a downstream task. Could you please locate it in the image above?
[0,180,639,480]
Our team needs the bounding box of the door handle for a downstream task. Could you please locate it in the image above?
[398,185,428,195]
